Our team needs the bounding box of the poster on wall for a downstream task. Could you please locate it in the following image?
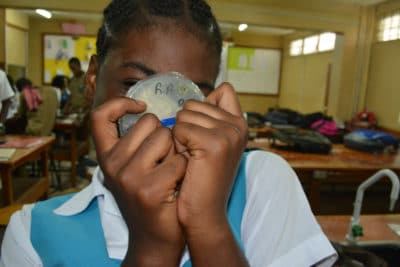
[43,34,96,84]
[226,47,281,95]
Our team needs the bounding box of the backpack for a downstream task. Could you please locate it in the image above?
[271,128,332,154]
[311,119,339,136]
[264,108,303,126]
[344,130,399,153]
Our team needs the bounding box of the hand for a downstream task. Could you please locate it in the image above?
[173,82,248,232]
[91,97,187,266]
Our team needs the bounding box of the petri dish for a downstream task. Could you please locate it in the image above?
[118,72,205,137]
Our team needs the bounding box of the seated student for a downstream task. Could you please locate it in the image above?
[0,1,337,266]
[51,74,71,113]
[0,69,14,124]
[5,75,20,120]
[13,78,58,136]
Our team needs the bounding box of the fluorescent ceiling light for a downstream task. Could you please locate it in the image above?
[35,9,52,19]
[238,23,248,31]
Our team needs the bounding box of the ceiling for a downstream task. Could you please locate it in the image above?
[19,9,297,36]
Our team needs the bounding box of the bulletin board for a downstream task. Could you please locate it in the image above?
[42,34,96,84]
[226,47,281,95]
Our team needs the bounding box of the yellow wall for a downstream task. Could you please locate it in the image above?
[366,40,400,129]
[6,8,28,29]
[5,9,29,67]
[0,9,5,67]
[364,0,400,129]
[279,52,333,114]
[5,26,27,66]
[28,17,101,86]
[230,31,282,49]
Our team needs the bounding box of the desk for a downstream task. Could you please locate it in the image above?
[53,114,90,187]
[316,214,400,242]
[247,139,400,213]
[0,135,55,205]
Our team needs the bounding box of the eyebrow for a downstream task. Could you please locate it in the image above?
[120,61,214,91]
[120,61,156,76]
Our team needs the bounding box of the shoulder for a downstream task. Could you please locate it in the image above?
[241,151,337,266]
[1,204,42,266]
[244,150,297,191]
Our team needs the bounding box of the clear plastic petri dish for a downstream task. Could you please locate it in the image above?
[118,72,205,137]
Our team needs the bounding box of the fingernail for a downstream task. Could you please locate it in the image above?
[135,100,146,106]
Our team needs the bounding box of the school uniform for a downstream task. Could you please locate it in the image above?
[0,70,15,113]
[17,87,58,136]
[0,151,337,267]
[68,74,86,113]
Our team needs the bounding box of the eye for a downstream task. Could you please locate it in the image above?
[122,79,139,90]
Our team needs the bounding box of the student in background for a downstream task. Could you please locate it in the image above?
[13,78,58,136]
[64,57,87,114]
[1,0,336,266]
[0,69,14,124]
[51,74,71,113]
[5,75,21,120]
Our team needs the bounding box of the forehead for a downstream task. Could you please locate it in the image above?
[102,26,219,82]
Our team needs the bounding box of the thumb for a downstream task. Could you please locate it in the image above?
[206,82,242,117]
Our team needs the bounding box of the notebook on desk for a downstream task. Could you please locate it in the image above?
[0,137,43,149]
[0,148,16,161]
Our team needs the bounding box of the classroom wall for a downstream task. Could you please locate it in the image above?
[28,17,101,86]
[279,52,333,114]
[229,31,281,114]
[5,9,29,68]
[6,9,28,29]
[366,40,400,129]
[0,9,5,68]
[364,0,400,130]
[0,0,386,124]
[209,0,367,122]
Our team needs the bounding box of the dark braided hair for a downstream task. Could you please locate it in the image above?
[96,0,222,66]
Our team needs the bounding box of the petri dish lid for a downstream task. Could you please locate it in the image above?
[118,72,205,137]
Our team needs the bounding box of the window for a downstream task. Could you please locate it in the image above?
[303,35,319,54]
[290,39,303,56]
[318,32,336,52]
[378,13,400,42]
[289,32,336,56]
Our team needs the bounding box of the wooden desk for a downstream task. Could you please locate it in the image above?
[247,139,400,213]
[248,126,274,138]
[0,135,55,205]
[316,214,400,242]
[53,114,89,187]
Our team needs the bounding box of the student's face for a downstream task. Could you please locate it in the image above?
[69,63,81,77]
[93,26,219,107]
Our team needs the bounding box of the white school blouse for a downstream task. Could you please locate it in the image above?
[0,150,337,267]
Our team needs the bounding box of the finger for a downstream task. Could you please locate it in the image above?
[206,82,243,117]
[176,109,221,130]
[132,127,175,170]
[154,153,187,203]
[91,97,146,157]
[181,100,236,123]
[173,122,227,155]
[105,114,161,172]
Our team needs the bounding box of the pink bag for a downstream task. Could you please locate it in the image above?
[22,86,42,111]
[311,119,339,136]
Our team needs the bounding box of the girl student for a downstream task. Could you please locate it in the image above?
[1,0,337,266]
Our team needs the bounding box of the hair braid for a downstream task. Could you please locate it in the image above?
[96,0,222,65]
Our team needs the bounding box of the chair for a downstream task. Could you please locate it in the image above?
[50,112,91,189]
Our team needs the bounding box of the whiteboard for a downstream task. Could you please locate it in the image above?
[225,47,281,95]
